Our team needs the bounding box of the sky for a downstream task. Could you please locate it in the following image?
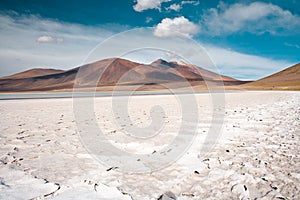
[0,0,299,80]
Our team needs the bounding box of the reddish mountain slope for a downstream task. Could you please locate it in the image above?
[0,58,242,92]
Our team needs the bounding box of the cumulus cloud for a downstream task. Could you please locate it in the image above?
[201,1,300,35]
[154,16,199,38]
[165,1,199,12]
[133,0,170,12]
[167,4,182,11]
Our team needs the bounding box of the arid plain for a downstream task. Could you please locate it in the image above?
[0,91,299,199]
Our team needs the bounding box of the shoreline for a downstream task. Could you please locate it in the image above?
[0,90,224,100]
[0,89,299,100]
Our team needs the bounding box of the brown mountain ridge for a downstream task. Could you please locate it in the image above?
[0,68,65,80]
[241,63,300,90]
[0,58,298,92]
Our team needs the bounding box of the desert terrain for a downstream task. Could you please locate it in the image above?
[0,91,299,199]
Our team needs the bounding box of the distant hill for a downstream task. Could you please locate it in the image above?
[0,58,246,92]
[0,68,64,79]
[242,63,300,90]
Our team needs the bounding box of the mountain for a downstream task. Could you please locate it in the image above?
[0,68,65,79]
[242,63,300,90]
[0,58,243,92]
[150,59,237,82]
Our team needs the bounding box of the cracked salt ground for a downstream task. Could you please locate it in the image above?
[0,91,299,199]
[0,165,60,199]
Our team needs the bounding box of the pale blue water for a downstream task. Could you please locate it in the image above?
[0,91,188,100]
[0,90,233,100]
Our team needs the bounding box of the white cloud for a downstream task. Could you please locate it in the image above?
[181,1,199,6]
[0,14,119,77]
[205,45,293,80]
[201,1,300,35]
[154,16,199,38]
[167,4,181,11]
[36,36,54,43]
[133,0,170,12]
[36,35,64,43]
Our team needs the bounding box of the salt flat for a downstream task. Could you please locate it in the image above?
[0,91,299,199]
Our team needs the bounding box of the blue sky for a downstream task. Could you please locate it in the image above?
[0,0,299,80]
